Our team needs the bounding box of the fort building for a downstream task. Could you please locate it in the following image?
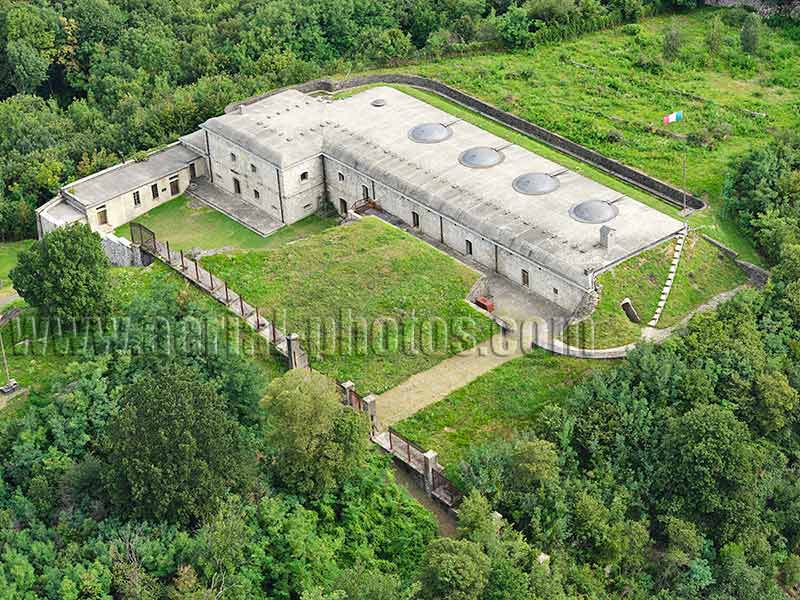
[37,86,684,313]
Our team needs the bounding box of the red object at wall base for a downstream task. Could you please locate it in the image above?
[475,296,494,312]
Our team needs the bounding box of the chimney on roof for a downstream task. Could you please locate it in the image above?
[600,225,616,250]
[238,104,246,115]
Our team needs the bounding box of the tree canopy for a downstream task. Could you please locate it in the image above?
[10,222,110,319]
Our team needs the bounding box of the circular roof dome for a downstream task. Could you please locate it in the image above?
[371,98,387,107]
[459,146,504,169]
[569,200,619,224]
[408,123,452,144]
[513,172,560,195]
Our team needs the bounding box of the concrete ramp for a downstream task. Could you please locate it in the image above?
[187,178,283,237]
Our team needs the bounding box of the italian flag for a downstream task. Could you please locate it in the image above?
[663,110,684,124]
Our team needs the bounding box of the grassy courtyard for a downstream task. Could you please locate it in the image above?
[202,217,494,393]
[114,195,336,252]
[393,348,609,467]
[658,233,748,327]
[563,238,676,349]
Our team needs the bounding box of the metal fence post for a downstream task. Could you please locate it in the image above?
[239,296,244,315]
[194,261,199,281]
[165,241,171,263]
[180,250,185,269]
[224,282,229,304]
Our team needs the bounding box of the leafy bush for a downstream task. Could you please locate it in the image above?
[11,223,110,320]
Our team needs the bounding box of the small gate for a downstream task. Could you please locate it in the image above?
[130,222,157,255]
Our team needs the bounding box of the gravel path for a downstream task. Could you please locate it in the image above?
[376,285,748,429]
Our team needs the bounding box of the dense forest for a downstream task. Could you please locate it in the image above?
[3,0,800,597]
[0,0,731,240]
[4,132,800,599]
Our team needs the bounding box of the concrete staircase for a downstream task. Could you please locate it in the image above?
[648,228,688,328]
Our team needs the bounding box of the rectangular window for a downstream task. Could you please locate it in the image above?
[522,269,530,288]
[253,189,260,200]
[169,175,179,196]
[553,287,559,295]
[300,171,309,181]
[233,178,241,194]
[338,172,345,182]
[465,240,473,256]
[96,206,108,226]
[362,184,369,199]
[412,211,420,228]
[230,152,237,162]
[151,183,159,200]
[250,164,257,174]
[189,163,197,179]
[133,191,141,207]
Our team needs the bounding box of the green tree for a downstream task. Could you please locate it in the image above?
[663,21,683,61]
[705,15,723,55]
[656,404,770,541]
[10,223,110,320]
[740,13,760,54]
[105,363,255,525]
[417,538,491,600]
[262,369,369,497]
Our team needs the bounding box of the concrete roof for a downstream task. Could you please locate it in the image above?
[40,198,86,225]
[65,143,200,208]
[201,90,327,167]
[201,87,684,286]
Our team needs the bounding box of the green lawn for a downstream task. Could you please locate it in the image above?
[393,348,609,467]
[358,8,800,265]
[114,195,337,252]
[0,240,32,299]
[659,233,748,327]
[201,217,495,393]
[563,239,676,349]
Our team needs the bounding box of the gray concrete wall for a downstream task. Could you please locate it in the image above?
[282,157,326,223]
[101,233,147,266]
[206,130,283,222]
[325,156,587,312]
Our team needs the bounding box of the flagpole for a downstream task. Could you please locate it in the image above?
[683,153,687,213]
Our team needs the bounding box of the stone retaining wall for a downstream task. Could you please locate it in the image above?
[228,74,706,212]
[701,233,770,287]
[101,233,150,267]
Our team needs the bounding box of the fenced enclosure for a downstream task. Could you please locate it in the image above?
[129,222,157,254]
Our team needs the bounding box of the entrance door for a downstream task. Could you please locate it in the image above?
[189,162,197,179]
[169,176,180,196]
[339,198,347,215]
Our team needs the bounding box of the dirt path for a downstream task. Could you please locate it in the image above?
[377,286,749,430]
[377,329,535,428]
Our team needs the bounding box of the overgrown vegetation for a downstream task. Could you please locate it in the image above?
[0,266,436,598]
[202,217,494,393]
[404,8,800,263]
